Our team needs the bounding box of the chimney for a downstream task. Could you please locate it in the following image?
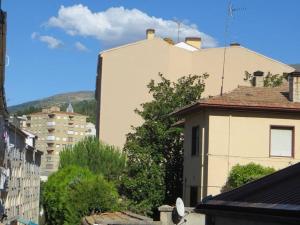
[185,37,202,49]
[289,71,300,102]
[146,29,155,40]
[230,42,240,47]
[253,71,264,87]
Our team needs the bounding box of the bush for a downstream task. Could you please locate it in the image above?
[222,163,275,192]
[43,166,120,225]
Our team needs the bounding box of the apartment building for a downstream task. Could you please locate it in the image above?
[0,117,42,225]
[95,29,295,148]
[22,105,87,177]
[174,71,300,206]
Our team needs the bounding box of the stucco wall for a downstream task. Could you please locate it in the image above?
[183,109,300,205]
[97,37,294,148]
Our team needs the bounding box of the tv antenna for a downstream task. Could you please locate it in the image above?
[220,1,245,95]
[173,18,183,43]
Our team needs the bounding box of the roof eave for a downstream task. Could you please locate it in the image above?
[173,103,300,117]
[196,201,300,221]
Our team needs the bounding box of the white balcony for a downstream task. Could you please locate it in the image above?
[47,122,56,127]
[47,136,55,141]
[67,130,74,135]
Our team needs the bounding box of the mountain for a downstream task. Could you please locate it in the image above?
[8,91,95,113]
[290,64,300,71]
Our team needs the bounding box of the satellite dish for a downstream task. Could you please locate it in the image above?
[176,198,185,217]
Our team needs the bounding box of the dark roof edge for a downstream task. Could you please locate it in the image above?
[195,202,300,222]
[197,163,300,207]
[173,102,300,117]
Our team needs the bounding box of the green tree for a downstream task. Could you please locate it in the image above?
[244,71,288,87]
[43,166,120,225]
[121,73,208,215]
[222,163,275,192]
[59,137,126,183]
[61,100,97,124]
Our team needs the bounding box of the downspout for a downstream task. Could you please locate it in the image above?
[227,114,231,176]
[95,55,103,139]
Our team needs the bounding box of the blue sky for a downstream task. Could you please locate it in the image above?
[4,0,300,106]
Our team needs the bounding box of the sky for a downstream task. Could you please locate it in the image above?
[3,0,300,106]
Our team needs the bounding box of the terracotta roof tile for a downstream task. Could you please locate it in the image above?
[173,84,300,116]
[200,84,300,110]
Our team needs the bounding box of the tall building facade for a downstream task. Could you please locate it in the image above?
[95,29,295,148]
[2,122,42,225]
[22,106,87,177]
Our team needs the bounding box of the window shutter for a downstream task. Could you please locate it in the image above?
[270,128,293,157]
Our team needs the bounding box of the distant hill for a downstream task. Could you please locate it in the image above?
[8,91,95,113]
[290,64,300,71]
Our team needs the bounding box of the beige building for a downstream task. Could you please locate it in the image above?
[0,119,43,225]
[174,71,300,207]
[22,105,87,177]
[95,29,295,148]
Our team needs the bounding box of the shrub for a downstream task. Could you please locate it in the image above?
[222,163,275,192]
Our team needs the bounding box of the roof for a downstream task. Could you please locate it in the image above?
[174,84,300,116]
[175,42,199,51]
[28,111,86,117]
[196,162,300,220]
[81,211,154,225]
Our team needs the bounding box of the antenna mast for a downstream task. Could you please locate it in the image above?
[173,19,182,43]
[220,1,245,95]
[220,1,232,96]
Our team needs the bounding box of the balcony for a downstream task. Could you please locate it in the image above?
[67,130,74,135]
[46,136,55,141]
[47,121,56,127]
[47,149,54,154]
[48,127,55,132]
[48,113,55,119]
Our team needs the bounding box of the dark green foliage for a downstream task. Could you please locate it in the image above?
[59,137,126,183]
[121,73,208,215]
[13,106,42,116]
[222,163,275,192]
[61,100,96,124]
[12,99,97,124]
[43,166,120,225]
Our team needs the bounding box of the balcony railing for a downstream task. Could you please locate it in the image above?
[46,136,55,141]
[47,122,56,127]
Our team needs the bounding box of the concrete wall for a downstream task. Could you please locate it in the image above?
[96,37,294,148]
[183,109,300,205]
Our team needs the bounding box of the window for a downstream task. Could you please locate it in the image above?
[270,126,294,157]
[191,126,200,156]
[45,164,54,169]
[190,186,198,207]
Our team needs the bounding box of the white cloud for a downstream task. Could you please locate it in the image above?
[75,41,89,52]
[31,32,63,49]
[46,5,217,48]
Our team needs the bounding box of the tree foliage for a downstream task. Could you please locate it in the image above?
[121,73,208,215]
[12,99,97,124]
[244,71,288,87]
[59,137,126,183]
[222,163,275,192]
[43,166,120,225]
[61,100,96,124]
